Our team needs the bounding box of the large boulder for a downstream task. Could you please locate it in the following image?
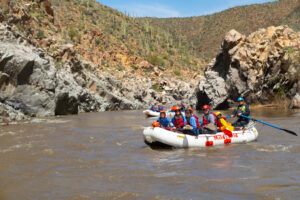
[195,26,300,109]
[290,93,300,109]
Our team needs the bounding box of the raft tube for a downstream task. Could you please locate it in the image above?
[143,110,185,118]
[143,124,258,148]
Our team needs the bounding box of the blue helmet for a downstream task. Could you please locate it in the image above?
[237,97,244,102]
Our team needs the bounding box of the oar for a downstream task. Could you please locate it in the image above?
[240,115,297,136]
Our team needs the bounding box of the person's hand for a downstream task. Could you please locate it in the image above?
[237,113,241,117]
[183,126,187,130]
[231,115,234,118]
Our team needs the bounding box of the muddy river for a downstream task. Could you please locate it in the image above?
[0,108,299,199]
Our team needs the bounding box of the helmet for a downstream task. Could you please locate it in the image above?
[189,107,194,113]
[160,110,166,114]
[175,106,181,111]
[152,121,160,127]
[237,97,244,102]
[216,111,222,116]
[158,104,161,106]
[202,105,210,110]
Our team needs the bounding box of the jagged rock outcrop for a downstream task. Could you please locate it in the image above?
[195,26,300,109]
[0,23,194,122]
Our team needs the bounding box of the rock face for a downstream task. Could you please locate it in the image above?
[0,23,194,122]
[290,93,300,109]
[195,26,300,109]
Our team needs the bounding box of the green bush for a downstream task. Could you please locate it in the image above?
[68,28,79,41]
[37,29,45,39]
[174,68,181,76]
[152,84,163,92]
[147,55,165,66]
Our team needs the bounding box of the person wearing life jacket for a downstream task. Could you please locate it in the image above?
[171,107,187,129]
[188,107,200,128]
[216,112,234,131]
[199,105,217,134]
[201,105,216,127]
[157,104,164,111]
[231,97,250,127]
[157,110,174,128]
[181,109,199,135]
[149,104,158,112]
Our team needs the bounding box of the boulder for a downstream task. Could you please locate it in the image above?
[290,93,300,109]
[195,26,300,109]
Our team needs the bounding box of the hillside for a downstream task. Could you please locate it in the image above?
[16,0,204,78]
[0,0,199,122]
[143,0,300,60]
[279,4,300,31]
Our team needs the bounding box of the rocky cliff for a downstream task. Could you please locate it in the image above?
[0,22,194,123]
[0,1,197,123]
[195,26,300,109]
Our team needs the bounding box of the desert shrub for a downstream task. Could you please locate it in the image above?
[147,55,164,66]
[37,29,45,39]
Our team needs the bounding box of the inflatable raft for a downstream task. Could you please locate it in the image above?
[143,123,258,148]
[143,110,184,118]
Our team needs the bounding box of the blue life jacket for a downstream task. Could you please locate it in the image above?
[157,117,173,128]
[158,106,164,111]
[150,105,158,112]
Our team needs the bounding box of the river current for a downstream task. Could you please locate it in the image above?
[0,108,299,199]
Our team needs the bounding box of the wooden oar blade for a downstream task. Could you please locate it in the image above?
[281,129,298,136]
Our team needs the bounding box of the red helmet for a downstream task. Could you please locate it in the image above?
[202,105,210,110]
[152,121,160,127]
[158,104,161,106]
[160,110,166,113]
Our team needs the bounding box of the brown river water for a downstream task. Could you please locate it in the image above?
[0,108,300,199]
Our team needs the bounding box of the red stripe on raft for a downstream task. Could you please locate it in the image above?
[224,139,231,144]
[205,141,214,146]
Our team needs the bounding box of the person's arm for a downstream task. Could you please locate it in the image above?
[183,116,187,126]
[167,118,174,127]
[190,117,197,129]
[171,117,175,124]
[232,109,237,117]
[209,114,215,124]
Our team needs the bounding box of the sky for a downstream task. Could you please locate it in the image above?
[98,0,276,18]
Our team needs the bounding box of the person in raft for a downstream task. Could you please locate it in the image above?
[171,106,187,129]
[231,97,250,127]
[216,112,234,131]
[156,110,174,128]
[199,105,217,134]
[188,107,201,128]
[157,104,164,111]
[149,104,158,112]
[181,109,199,135]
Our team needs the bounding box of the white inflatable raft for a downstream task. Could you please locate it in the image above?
[143,123,258,148]
[143,110,184,118]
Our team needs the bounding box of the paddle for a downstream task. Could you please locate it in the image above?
[240,115,298,136]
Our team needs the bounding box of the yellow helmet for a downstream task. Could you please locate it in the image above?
[216,112,222,116]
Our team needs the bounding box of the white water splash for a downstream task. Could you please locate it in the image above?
[0,131,16,137]
[256,144,292,152]
[0,143,32,153]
